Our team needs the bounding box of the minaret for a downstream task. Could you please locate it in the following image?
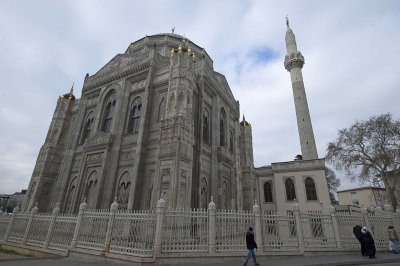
[284,17,318,160]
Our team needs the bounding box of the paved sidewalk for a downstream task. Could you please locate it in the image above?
[1,252,400,266]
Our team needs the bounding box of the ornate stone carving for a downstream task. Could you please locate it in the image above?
[83,131,114,150]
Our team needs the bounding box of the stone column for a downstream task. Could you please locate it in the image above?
[153,194,166,255]
[329,205,342,249]
[71,198,87,248]
[208,197,216,254]
[22,202,38,245]
[43,203,60,248]
[293,204,304,254]
[253,200,263,252]
[3,206,20,243]
[103,198,118,253]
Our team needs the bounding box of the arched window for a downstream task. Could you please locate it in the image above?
[285,178,296,201]
[200,178,208,209]
[229,130,234,153]
[128,97,142,133]
[305,177,317,200]
[158,97,165,122]
[203,109,209,143]
[86,171,98,209]
[65,177,77,213]
[82,115,94,141]
[220,108,226,146]
[222,181,228,209]
[264,181,273,202]
[117,172,130,210]
[102,100,116,133]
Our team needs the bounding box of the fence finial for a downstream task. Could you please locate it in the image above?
[208,196,216,210]
[31,202,39,214]
[111,197,119,211]
[157,193,166,208]
[53,203,60,214]
[79,198,88,211]
[253,199,260,212]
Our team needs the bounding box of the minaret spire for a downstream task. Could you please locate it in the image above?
[284,19,318,160]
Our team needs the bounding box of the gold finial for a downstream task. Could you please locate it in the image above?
[243,114,245,121]
[172,27,175,34]
[61,95,64,101]
[192,52,195,61]
[178,45,182,53]
[187,47,191,55]
[171,48,175,57]
[68,95,72,102]
[57,96,61,102]
[286,16,289,27]
[70,82,74,94]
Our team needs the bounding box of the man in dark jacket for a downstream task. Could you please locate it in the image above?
[243,227,260,266]
[353,224,365,256]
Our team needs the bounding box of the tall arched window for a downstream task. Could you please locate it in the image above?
[65,177,77,213]
[102,100,116,133]
[117,172,130,210]
[285,178,296,201]
[200,178,208,209]
[128,97,142,133]
[229,130,234,153]
[85,171,98,209]
[203,109,209,143]
[220,108,226,146]
[264,181,273,202]
[222,181,228,209]
[305,177,317,200]
[158,97,165,122]
[82,114,94,141]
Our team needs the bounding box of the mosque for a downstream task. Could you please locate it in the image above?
[22,20,331,214]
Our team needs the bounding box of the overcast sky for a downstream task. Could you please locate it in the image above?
[1,0,399,194]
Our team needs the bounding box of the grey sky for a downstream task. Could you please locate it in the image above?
[1,0,399,194]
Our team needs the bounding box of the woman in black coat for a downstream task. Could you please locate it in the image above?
[361,226,376,259]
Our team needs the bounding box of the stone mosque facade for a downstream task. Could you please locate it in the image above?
[22,22,331,214]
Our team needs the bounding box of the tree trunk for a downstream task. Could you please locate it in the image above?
[382,177,398,211]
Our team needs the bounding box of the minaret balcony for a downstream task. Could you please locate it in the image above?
[284,51,305,71]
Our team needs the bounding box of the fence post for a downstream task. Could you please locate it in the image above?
[103,198,118,253]
[22,202,38,245]
[153,194,166,255]
[71,198,87,248]
[3,206,20,243]
[253,199,263,252]
[361,206,372,236]
[208,196,216,254]
[43,203,60,248]
[329,204,342,249]
[293,204,304,254]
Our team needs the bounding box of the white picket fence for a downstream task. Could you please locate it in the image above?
[1,196,399,261]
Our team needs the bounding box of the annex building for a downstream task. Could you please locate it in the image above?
[22,21,331,214]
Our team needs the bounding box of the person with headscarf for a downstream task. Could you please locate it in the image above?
[361,226,376,259]
[353,224,365,256]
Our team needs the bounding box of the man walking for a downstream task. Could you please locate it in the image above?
[243,227,260,266]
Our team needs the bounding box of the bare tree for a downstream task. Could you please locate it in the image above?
[326,113,400,211]
[325,167,340,204]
